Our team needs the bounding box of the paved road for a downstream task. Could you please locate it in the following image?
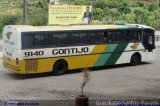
[0,48,160,106]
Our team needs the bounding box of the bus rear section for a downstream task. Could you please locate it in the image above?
[3,26,24,74]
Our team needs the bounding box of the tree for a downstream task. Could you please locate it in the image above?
[0,22,4,38]
[145,12,156,27]
[148,2,159,12]
[118,4,131,15]
[134,8,149,24]
[93,0,108,9]
[136,1,145,7]
[107,8,120,23]
[119,13,135,23]
[106,0,128,8]
[2,15,19,25]
[28,0,48,26]
[106,0,119,8]
[94,8,104,20]
[153,9,160,20]
[74,0,88,5]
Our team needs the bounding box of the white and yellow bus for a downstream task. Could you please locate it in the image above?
[3,24,155,75]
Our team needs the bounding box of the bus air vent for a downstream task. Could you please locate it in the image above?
[25,60,38,71]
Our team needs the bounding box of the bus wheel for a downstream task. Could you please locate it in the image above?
[130,54,141,66]
[53,60,68,75]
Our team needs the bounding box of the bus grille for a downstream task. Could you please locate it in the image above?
[25,60,38,71]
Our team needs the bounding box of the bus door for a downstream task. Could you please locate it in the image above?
[143,29,155,52]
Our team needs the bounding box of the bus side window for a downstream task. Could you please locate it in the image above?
[48,33,59,45]
[113,32,124,42]
[126,31,130,41]
[99,32,106,43]
[34,34,46,46]
[70,32,88,44]
[126,31,141,42]
[131,31,141,41]
[107,32,112,43]
[118,31,126,42]
[58,33,68,45]
[90,32,103,43]
[136,31,141,41]
[107,31,120,43]
[104,32,108,42]
[80,33,88,43]
[112,33,117,42]
[70,33,80,44]
[23,34,34,48]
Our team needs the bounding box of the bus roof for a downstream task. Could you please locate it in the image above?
[5,24,155,32]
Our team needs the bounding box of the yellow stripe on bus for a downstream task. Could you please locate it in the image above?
[3,45,108,74]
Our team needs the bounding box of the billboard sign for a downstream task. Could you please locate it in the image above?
[48,5,92,25]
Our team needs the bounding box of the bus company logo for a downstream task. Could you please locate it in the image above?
[130,43,139,50]
[6,32,12,39]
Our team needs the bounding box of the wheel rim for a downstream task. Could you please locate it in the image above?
[131,56,139,65]
[133,57,138,64]
[57,63,64,71]
[54,61,67,75]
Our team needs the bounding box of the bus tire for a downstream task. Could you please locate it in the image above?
[130,53,141,66]
[53,60,68,75]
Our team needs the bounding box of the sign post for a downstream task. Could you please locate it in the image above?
[23,0,29,25]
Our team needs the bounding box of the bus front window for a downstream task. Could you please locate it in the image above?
[143,29,155,52]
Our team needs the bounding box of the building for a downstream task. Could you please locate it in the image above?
[155,31,160,47]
